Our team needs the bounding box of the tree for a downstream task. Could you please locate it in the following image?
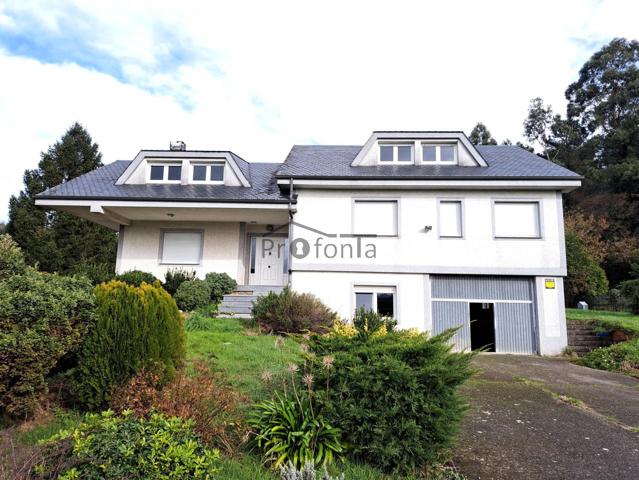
[523,97,557,161]
[6,123,117,273]
[468,122,497,145]
[564,231,609,305]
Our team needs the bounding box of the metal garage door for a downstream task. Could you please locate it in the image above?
[431,275,537,354]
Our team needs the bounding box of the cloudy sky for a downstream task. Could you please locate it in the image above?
[0,0,637,220]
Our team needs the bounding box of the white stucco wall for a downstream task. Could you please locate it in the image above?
[291,189,565,276]
[535,276,568,355]
[117,221,242,282]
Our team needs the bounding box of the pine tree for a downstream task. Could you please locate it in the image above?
[7,123,117,273]
[468,122,498,145]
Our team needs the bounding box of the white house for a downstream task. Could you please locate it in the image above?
[36,131,582,355]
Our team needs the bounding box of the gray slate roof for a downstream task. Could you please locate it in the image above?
[275,145,581,179]
[38,160,288,203]
[38,145,580,202]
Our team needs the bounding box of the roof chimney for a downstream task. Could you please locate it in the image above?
[170,140,186,151]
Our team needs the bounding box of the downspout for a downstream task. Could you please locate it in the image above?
[287,177,295,286]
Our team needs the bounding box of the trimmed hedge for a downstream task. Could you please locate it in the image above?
[0,268,95,418]
[309,329,475,474]
[74,280,185,409]
[174,279,212,311]
[204,272,237,304]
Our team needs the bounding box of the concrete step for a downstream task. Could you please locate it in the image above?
[568,334,606,341]
[219,305,252,314]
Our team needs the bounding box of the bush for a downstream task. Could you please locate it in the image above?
[163,267,196,296]
[74,280,185,409]
[33,410,219,479]
[115,269,159,287]
[0,269,94,418]
[308,329,475,474]
[352,307,397,337]
[249,392,345,469]
[174,279,212,311]
[619,278,639,314]
[565,231,609,305]
[252,287,337,334]
[70,262,115,285]
[0,233,26,281]
[580,339,639,375]
[111,360,245,453]
[204,272,238,304]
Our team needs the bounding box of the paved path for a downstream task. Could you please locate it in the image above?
[454,355,639,480]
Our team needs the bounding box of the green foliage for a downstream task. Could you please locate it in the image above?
[163,267,197,296]
[204,272,238,304]
[619,277,639,314]
[566,308,639,336]
[74,280,185,409]
[580,339,639,375]
[565,231,609,304]
[279,462,344,480]
[252,287,337,334]
[309,330,476,474]
[249,393,345,469]
[35,410,219,479]
[6,123,117,273]
[115,269,159,287]
[352,307,397,337]
[175,279,212,311]
[71,262,116,285]
[0,234,26,281]
[0,269,95,418]
[468,122,497,145]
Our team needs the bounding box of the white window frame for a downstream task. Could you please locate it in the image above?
[437,199,464,239]
[420,143,458,165]
[351,198,400,237]
[159,229,204,265]
[492,200,543,239]
[147,162,182,183]
[378,143,414,164]
[353,285,397,318]
[190,162,225,184]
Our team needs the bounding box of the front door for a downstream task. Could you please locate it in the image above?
[248,236,288,285]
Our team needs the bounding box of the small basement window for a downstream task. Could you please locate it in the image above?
[148,163,182,183]
[160,230,203,265]
[421,144,457,164]
[379,144,414,164]
[354,286,396,318]
[191,163,225,184]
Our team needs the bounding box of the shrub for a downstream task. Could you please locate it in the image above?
[249,392,345,469]
[565,231,608,305]
[34,410,219,479]
[174,279,212,311]
[0,269,94,418]
[308,329,476,474]
[111,360,246,453]
[619,278,639,314]
[580,339,639,375]
[0,233,26,281]
[352,307,397,337]
[115,269,159,287]
[204,272,238,304]
[252,287,337,334]
[70,262,115,285]
[279,462,345,480]
[74,280,185,409]
[163,267,196,296]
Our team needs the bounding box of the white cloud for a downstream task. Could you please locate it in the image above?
[0,0,637,220]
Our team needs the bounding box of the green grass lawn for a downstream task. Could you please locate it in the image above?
[566,308,639,336]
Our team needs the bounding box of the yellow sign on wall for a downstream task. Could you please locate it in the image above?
[544,278,556,289]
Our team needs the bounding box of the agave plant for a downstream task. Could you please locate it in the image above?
[249,392,345,469]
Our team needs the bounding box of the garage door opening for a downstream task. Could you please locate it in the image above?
[470,302,495,351]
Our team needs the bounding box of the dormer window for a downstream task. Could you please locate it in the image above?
[190,162,225,184]
[421,144,457,164]
[148,163,181,183]
[379,144,414,163]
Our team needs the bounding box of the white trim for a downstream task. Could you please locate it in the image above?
[292,263,567,276]
[276,178,582,191]
[190,161,225,184]
[147,162,182,184]
[352,284,398,319]
[492,199,543,239]
[378,143,415,164]
[431,298,533,304]
[35,199,290,210]
[420,143,458,165]
[437,198,464,238]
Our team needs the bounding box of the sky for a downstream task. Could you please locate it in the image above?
[0,0,637,221]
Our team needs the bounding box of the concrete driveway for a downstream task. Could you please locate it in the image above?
[455,355,639,480]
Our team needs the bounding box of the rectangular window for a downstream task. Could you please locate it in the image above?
[421,144,457,164]
[378,144,414,164]
[494,201,541,238]
[353,200,398,236]
[422,145,436,162]
[354,286,396,318]
[440,145,455,162]
[148,163,181,182]
[439,200,463,238]
[191,163,225,184]
[160,231,203,265]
